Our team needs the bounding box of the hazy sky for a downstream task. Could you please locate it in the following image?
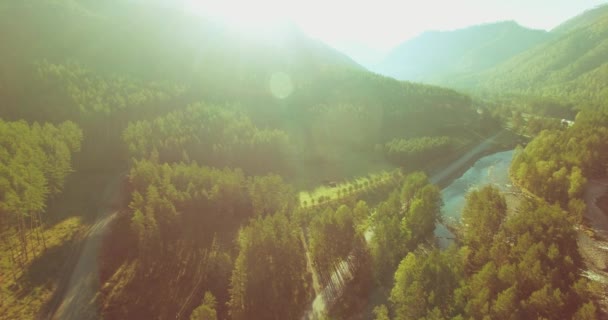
[187,0,607,51]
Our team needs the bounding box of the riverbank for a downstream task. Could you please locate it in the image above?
[580,180,608,318]
[511,175,608,317]
[427,129,525,189]
[298,128,525,209]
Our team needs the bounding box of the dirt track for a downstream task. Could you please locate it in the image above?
[47,174,124,320]
[579,179,608,318]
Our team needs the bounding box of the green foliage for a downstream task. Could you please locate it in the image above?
[126,159,296,253]
[229,213,309,320]
[248,175,296,216]
[382,136,455,167]
[0,119,82,227]
[384,185,597,320]
[510,107,608,212]
[309,204,362,276]
[105,158,300,318]
[373,305,390,320]
[377,21,550,85]
[390,249,461,320]
[457,200,592,319]
[573,302,598,320]
[7,2,597,320]
[0,118,82,317]
[190,292,217,320]
[370,172,441,283]
[461,186,507,268]
[123,103,292,175]
[402,184,442,245]
[470,5,608,106]
[34,60,184,115]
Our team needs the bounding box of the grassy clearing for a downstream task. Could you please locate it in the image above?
[298,170,400,207]
[0,217,85,320]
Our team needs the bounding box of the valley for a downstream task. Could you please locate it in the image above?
[1,1,608,320]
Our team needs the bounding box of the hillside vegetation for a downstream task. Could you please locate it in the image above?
[376,21,550,84]
[0,1,495,319]
[461,5,608,107]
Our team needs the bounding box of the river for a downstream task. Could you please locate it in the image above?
[306,149,517,319]
[435,149,515,248]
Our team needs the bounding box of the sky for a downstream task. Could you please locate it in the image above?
[186,0,607,52]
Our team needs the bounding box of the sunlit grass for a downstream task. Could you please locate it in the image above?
[298,170,397,207]
[0,217,85,320]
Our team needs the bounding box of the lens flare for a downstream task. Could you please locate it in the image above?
[269,72,294,99]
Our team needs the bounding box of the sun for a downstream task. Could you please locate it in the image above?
[184,0,294,37]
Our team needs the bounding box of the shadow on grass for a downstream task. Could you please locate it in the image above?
[45,172,115,226]
[16,236,85,319]
[17,236,81,296]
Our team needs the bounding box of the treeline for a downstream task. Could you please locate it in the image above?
[35,61,185,115]
[229,213,309,320]
[2,61,185,123]
[378,186,597,319]
[510,107,608,217]
[0,0,486,183]
[297,171,443,319]
[0,119,82,271]
[0,1,504,319]
[101,159,297,319]
[381,136,456,167]
[473,96,576,137]
[123,103,292,176]
[101,167,444,320]
[368,172,442,284]
[469,5,608,108]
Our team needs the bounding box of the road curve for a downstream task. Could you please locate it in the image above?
[47,174,124,320]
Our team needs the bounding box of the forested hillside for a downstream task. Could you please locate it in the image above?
[377,186,597,320]
[0,1,495,319]
[376,21,550,84]
[552,4,608,34]
[0,0,481,183]
[3,0,603,319]
[511,107,608,215]
[461,5,608,106]
[0,120,83,318]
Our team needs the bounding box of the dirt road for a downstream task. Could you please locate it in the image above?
[46,174,124,320]
[579,179,608,317]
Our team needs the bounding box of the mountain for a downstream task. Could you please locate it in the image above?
[0,0,481,183]
[551,4,608,34]
[468,4,608,106]
[330,41,386,69]
[0,1,493,319]
[375,21,550,84]
[0,0,361,81]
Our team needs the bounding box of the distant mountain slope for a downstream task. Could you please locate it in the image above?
[0,0,361,81]
[551,4,608,34]
[0,0,482,184]
[470,5,608,105]
[330,41,386,70]
[375,21,550,84]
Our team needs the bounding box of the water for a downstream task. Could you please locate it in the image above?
[435,149,515,247]
[305,149,516,318]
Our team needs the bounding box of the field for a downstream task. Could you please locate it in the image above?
[298,170,400,207]
[0,217,85,320]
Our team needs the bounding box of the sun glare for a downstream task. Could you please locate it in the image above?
[185,0,293,37]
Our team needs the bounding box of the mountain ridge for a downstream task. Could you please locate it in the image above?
[375,20,551,84]
[464,4,608,105]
